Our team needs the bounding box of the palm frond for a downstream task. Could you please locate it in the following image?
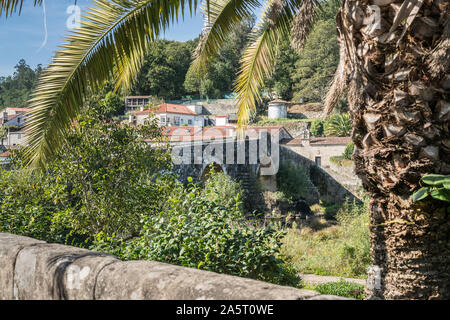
[0,0,42,17]
[191,0,261,74]
[234,0,304,128]
[290,0,321,50]
[24,0,197,168]
[323,12,347,118]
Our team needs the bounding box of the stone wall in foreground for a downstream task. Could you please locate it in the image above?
[0,233,349,300]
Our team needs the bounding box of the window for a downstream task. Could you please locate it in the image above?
[174,116,180,125]
[188,120,192,125]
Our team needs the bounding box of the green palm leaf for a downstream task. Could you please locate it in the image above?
[23,0,198,168]
[0,0,42,17]
[191,0,261,73]
[234,0,311,128]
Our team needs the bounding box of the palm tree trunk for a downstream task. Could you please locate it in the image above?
[338,0,449,299]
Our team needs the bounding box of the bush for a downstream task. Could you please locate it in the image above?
[310,119,324,137]
[0,169,73,243]
[1,111,176,244]
[324,114,351,137]
[202,170,245,211]
[343,142,354,160]
[315,280,365,299]
[92,177,301,287]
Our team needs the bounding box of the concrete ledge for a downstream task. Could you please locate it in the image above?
[0,233,350,300]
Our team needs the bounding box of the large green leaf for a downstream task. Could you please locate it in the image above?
[430,189,450,202]
[421,174,450,187]
[412,187,430,203]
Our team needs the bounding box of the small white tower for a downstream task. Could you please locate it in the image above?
[267,100,287,119]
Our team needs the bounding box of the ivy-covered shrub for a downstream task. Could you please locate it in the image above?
[92,178,301,287]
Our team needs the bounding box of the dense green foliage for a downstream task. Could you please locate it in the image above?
[292,20,339,102]
[265,39,298,100]
[202,171,245,211]
[310,119,325,137]
[260,0,340,103]
[0,111,300,286]
[1,111,172,243]
[93,177,300,287]
[132,40,197,99]
[130,18,255,101]
[0,59,41,109]
[184,17,255,100]
[343,142,354,160]
[324,113,352,136]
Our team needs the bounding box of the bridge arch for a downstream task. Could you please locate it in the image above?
[201,162,225,183]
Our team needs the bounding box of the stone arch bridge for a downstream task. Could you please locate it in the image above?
[169,133,358,211]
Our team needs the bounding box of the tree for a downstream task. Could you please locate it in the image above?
[184,16,255,97]
[322,0,450,299]
[264,38,298,100]
[132,40,193,99]
[292,19,339,102]
[0,59,41,109]
[3,0,449,299]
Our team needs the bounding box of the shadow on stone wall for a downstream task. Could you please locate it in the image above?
[280,146,361,205]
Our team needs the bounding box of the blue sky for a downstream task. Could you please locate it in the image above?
[0,0,205,77]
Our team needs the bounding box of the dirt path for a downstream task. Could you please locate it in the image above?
[299,273,366,286]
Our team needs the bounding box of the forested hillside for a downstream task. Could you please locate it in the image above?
[0,59,41,110]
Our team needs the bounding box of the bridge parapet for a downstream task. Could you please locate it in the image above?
[0,233,349,300]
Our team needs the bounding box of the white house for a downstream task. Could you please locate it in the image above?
[1,108,30,148]
[1,107,30,126]
[133,103,207,127]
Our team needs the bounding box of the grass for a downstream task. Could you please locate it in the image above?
[304,280,365,299]
[282,201,370,279]
[251,116,319,126]
[330,155,355,167]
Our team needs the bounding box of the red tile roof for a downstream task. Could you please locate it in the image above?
[146,125,291,142]
[6,107,30,113]
[135,103,197,116]
[0,151,11,157]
